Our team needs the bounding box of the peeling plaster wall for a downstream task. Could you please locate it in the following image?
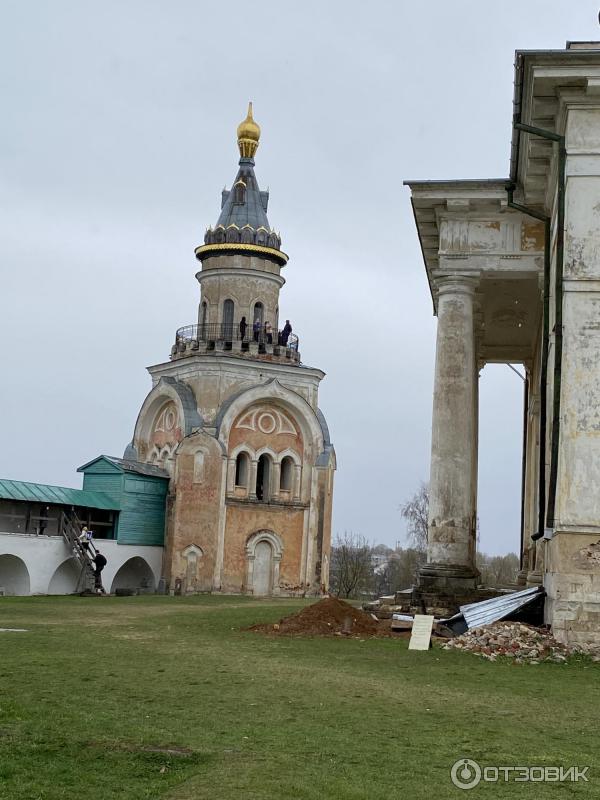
[542,103,600,643]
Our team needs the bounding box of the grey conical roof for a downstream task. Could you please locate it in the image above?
[216,157,271,230]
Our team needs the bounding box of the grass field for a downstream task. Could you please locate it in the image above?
[0,595,599,799]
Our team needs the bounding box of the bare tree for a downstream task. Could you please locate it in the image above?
[477,552,520,587]
[373,548,424,595]
[400,482,429,554]
[329,532,374,598]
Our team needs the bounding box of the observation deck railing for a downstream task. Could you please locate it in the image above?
[172,322,300,362]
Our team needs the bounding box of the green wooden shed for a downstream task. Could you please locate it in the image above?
[77,456,170,547]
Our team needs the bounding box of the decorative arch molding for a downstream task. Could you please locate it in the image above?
[182,544,204,559]
[217,380,324,457]
[245,529,284,559]
[149,441,179,473]
[133,377,203,452]
[236,407,296,436]
[229,443,256,461]
[254,445,279,462]
[276,447,302,467]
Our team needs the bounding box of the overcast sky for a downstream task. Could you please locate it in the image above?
[2,1,598,555]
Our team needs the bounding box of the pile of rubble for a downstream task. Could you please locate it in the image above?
[442,621,600,663]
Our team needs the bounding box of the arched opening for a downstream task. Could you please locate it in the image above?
[222,299,234,340]
[110,557,155,594]
[200,301,208,328]
[256,454,272,502]
[253,540,273,596]
[235,452,250,487]
[280,457,294,492]
[160,444,176,477]
[48,558,80,595]
[182,545,204,593]
[245,530,283,597]
[253,302,264,328]
[0,554,30,596]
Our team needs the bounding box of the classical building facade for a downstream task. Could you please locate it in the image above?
[128,105,335,596]
[406,41,600,644]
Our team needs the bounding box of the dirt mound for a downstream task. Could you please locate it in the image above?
[249,597,387,637]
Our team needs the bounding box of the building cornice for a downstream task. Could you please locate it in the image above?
[195,242,288,266]
[195,267,286,288]
[147,354,325,383]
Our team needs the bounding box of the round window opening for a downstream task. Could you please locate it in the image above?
[258,413,276,434]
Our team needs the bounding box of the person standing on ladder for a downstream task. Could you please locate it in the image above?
[92,550,107,594]
[78,526,93,555]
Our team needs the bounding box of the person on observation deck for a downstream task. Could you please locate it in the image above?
[281,319,292,346]
[239,316,247,340]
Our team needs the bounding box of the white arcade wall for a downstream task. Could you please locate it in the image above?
[0,534,163,595]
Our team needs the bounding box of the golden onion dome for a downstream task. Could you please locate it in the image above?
[237,102,261,159]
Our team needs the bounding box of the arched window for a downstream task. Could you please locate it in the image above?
[150,446,161,466]
[235,452,250,487]
[280,457,294,492]
[234,180,246,204]
[161,446,175,476]
[200,301,208,327]
[256,454,272,502]
[223,299,234,339]
[253,302,264,326]
[226,225,240,243]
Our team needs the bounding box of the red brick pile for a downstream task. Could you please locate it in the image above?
[443,621,569,663]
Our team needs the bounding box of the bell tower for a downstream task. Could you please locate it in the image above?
[130,104,336,597]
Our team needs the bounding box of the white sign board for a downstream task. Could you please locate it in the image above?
[408,614,434,650]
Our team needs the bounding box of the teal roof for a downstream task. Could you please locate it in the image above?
[0,478,120,511]
[77,455,170,479]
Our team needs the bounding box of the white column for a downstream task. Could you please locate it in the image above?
[226,458,236,496]
[271,462,281,500]
[292,464,302,502]
[248,459,258,500]
[419,275,479,592]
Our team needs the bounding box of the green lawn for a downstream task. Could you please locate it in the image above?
[0,596,598,799]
